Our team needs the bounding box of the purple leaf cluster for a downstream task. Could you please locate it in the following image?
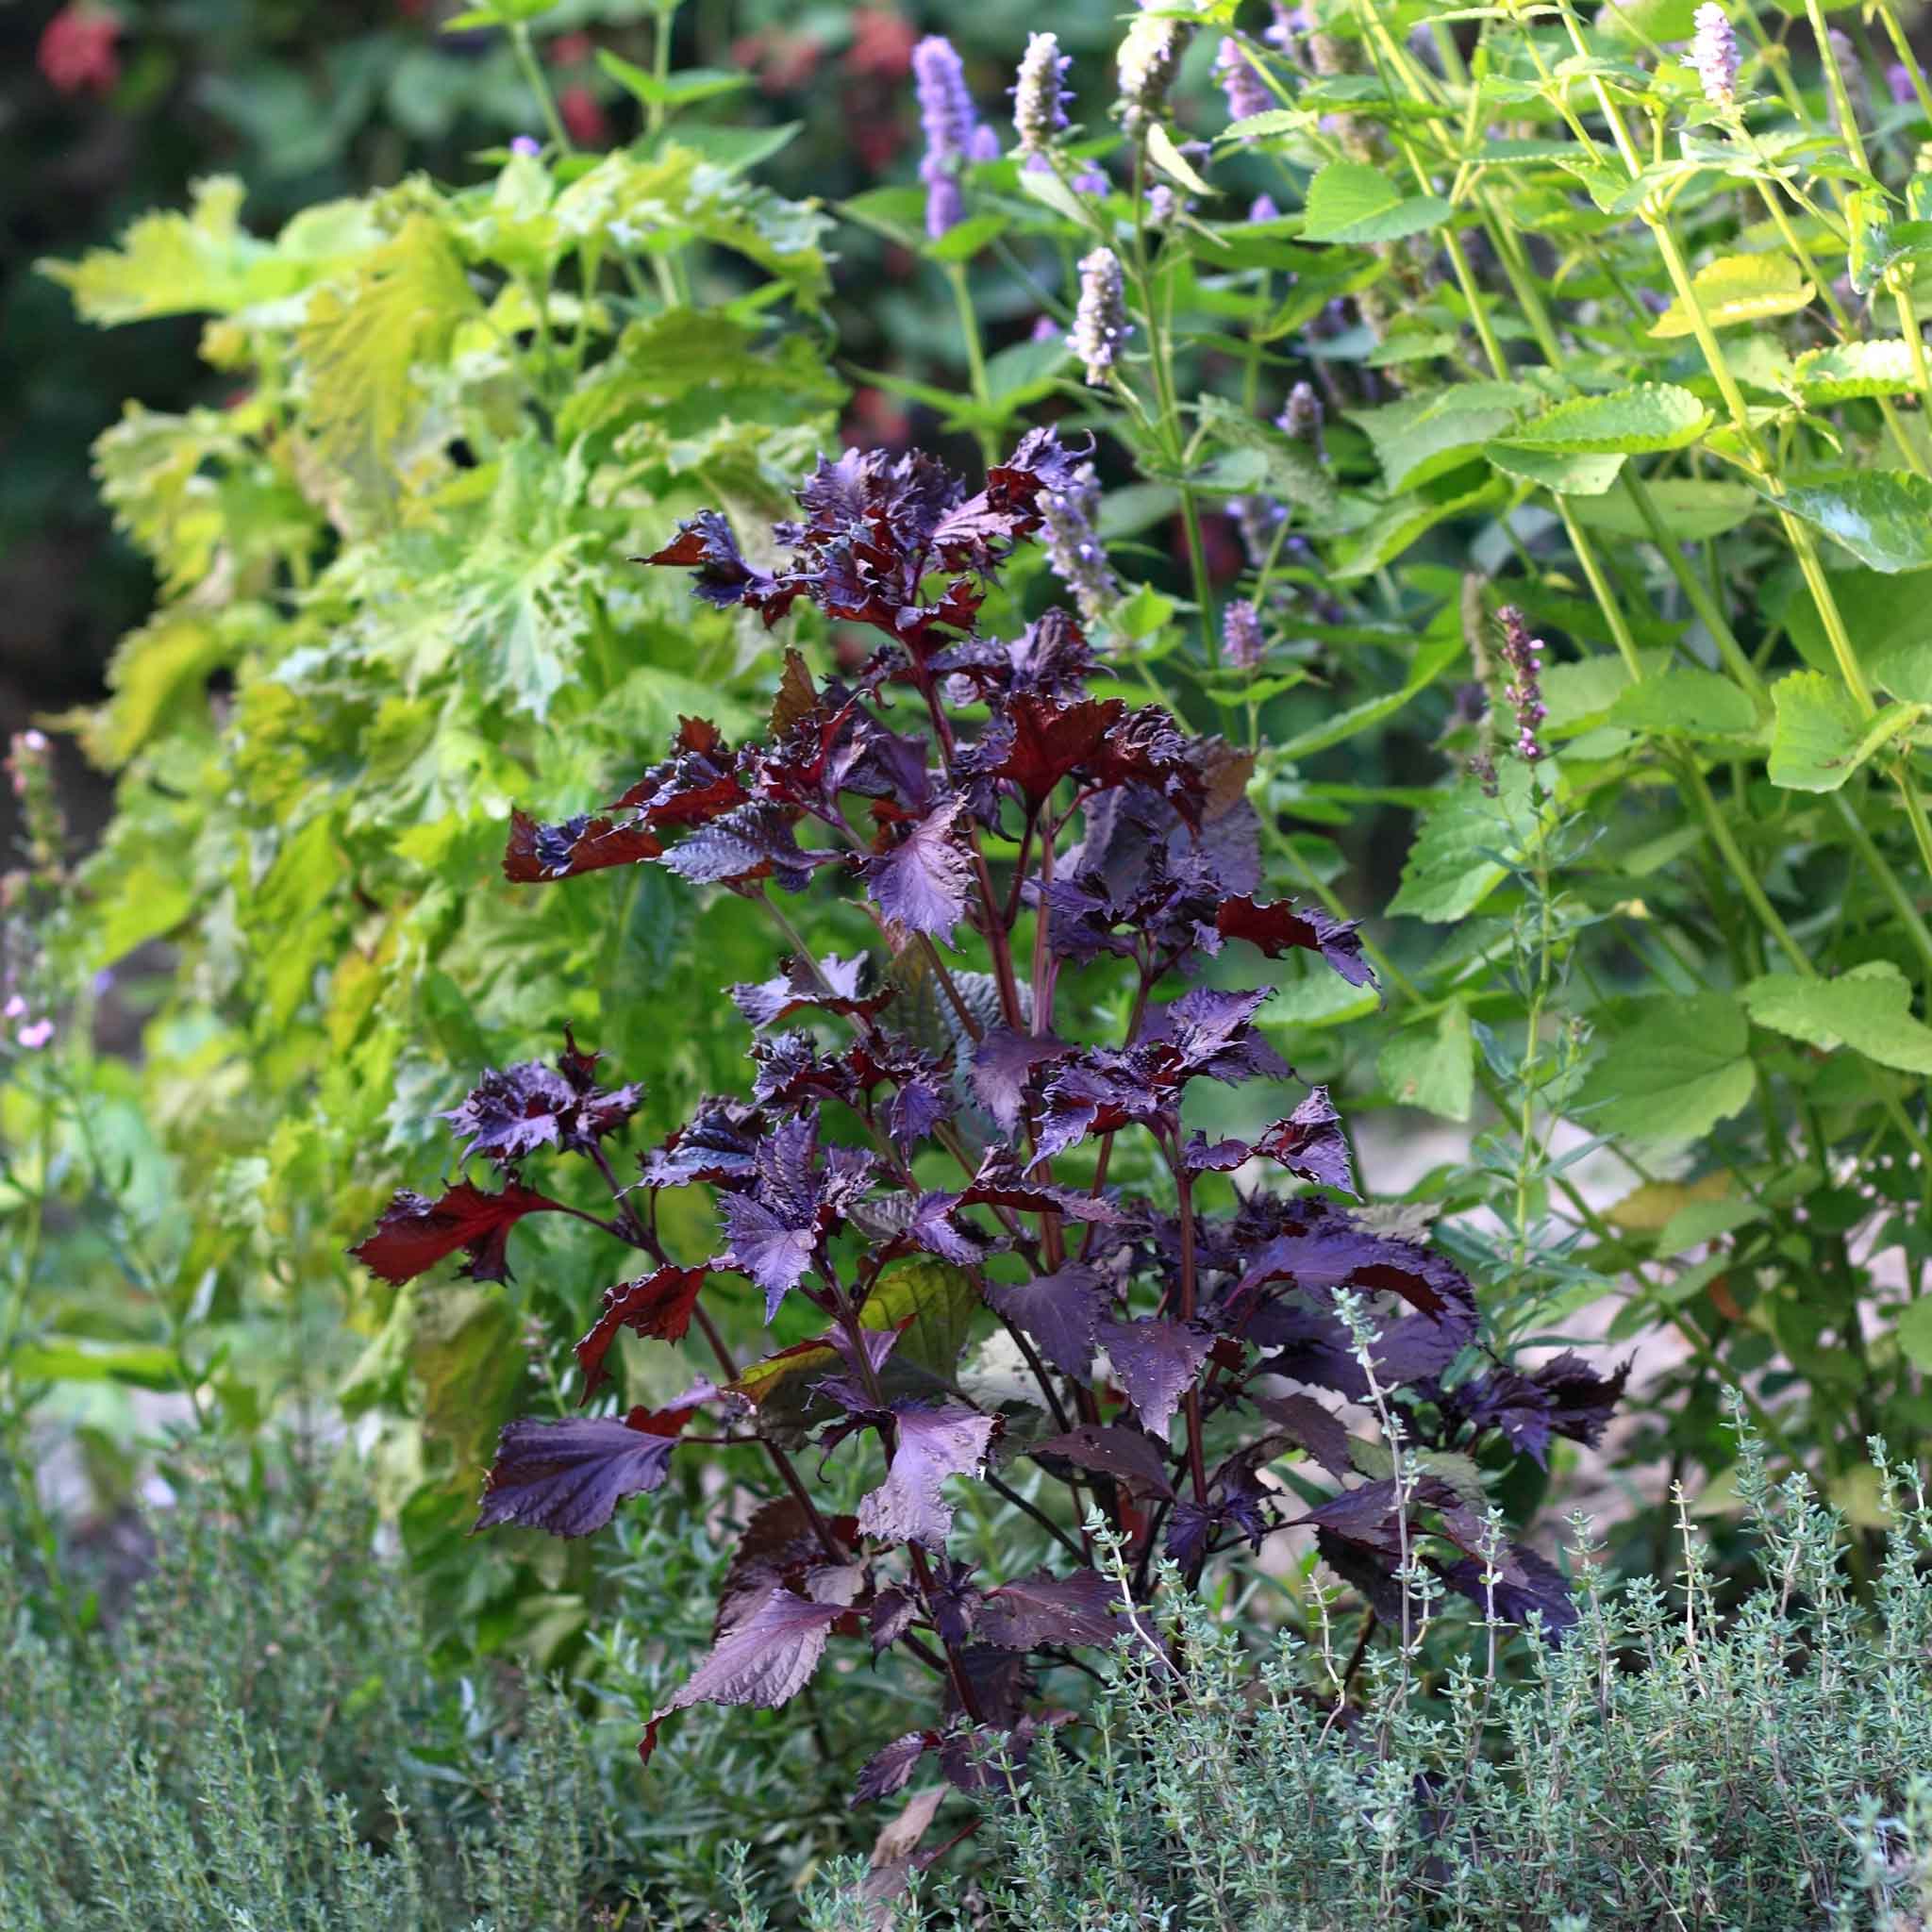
[352,429,1622,1811]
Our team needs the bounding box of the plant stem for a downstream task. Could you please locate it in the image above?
[510,23,573,154]
[945,262,1000,471]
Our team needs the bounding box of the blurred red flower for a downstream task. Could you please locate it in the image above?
[38,4,120,95]
[844,9,916,79]
[559,83,608,147]
[842,386,910,451]
[548,31,593,66]
[731,28,823,95]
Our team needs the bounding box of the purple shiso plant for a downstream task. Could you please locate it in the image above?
[352,430,1623,1792]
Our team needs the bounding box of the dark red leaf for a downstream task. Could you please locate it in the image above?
[350,1179,566,1287]
[958,1149,1124,1223]
[968,1024,1074,1133]
[855,1730,937,1803]
[863,797,974,938]
[1254,1392,1354,1481]
[984,1264,1111,1380]
[639,1097,764,1190]
[1098,1318,1214,1440]
[1028,1424,1174,1500]
[715,1495,857,1639]
[574,1264,709,1398]
[475,1406,696,1537]
[503,808,662,883]
[977,1568,1120,1650]
[856,1403,997,1548]
[1217,894,1375,989]
[960,694,1127,805]
[1255,1086,1357,1198]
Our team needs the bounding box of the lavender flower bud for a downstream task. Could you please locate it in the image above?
[1250,192,1281,221]
[1224,599,1265,669]
[1278,380,1324,448]
[913,35,981,239]
[1266,2,1308,52]
[1072,162,1111,195]
[510,134,541,158]
[1117,7,1193,137]
[7,730,63,876]
[1040,463,1122,626]
[1215,38,1273,124]
[1690,5,1739,108]
[1496,605,1548,765]
[1072,246,1130,386]
[1030,313,1061,342]
[1145,184,1179,225]
[1228,495,1286,571]
[1889,62,1916,107]
[1011,31,1072,158]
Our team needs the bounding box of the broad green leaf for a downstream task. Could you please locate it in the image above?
[1567,478,1759,541]
[1223,109,1303,142]
[1779,566,1932,680]
[1350,381,1534,492]
[1573,993,1756,1143]
[413,1284,525,1491]
[1655,1195,1763,1255]
[42,177,267,323]
[1791,338,1919,403]
[1147,123,1214,197]
[88,611,232,765]
[297,213,479,500]
[1597,0,1700,40]
[1501,383,1711,456]
[924,212,1009,264]
[1768,670,1924,790]
[1649,253,1813,337]
[1256,967,1382,1030]
[1895,1297,1932,1372]
[1608,668,1761,740]
[1762,471,1932,574]
[1300,161,1453,245]
[1378,1001,1474,1121]
[8,1340,183,1391]
[1388,762,1537,923]
[1483,444,1626,494]
[1871,639,1932,703]
[1330,472,1506,580]
[1018,163,1102,230]
[1741,961,1932,1074]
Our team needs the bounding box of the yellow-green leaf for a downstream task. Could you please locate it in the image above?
[1649,253,1813,337]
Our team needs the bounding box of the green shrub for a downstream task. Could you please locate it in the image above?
[765,1420,1932,1931]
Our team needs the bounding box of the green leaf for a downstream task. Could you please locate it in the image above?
[924,212,1009,264]
[1483,443,1627,494]
[1351,381,1535,492]
[1331,471,1506,580]
[1768,670,1924,790]
[1655,1195,1763,1256]
[1758,471,1932,574]
[1300,161,1453,245]
[1378,1001,1474,1121]
[297,212,479,502]
[1388,762,1537,923]
[1895,1296,1932,1372]
[1790,338,1920,403]
[42,177,269,324]
[1018,164,1101,231]
[413,1285,524,1491]
[1147,123,1215,197]
[1501,383,1712,456]
[1223,108,1303,142]
[8,1340,183,1391]
[1608,668,1761,740]
[1573,993,1757,1143]
[1741,961,1932,1074]
[1648,253,1814,337]
[1270,631,1463,758]
[1567,478,1759,541]
[1597,0,1701,39]
[595,51,749,109]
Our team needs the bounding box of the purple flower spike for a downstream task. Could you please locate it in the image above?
[1012,31,1072,157]
[1224,600,1265,670]
[913,35,982,239]
[1888,61,1917,107]
[1497,606,1548,765]
[1072,246,1130,386]
[1690,4,1739,108]
[1216,38,1274,124]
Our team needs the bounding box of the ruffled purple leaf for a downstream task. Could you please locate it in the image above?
[984,1263,1112,1379]
[475,1405,695,1538]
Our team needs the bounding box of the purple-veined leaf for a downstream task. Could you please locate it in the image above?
[984,1264,1111,1379]
[732,951,890,1030]
[969,1024,1074,1133]
[475,1405,695,1538]
[1182,1134,1251,1175]
[864,797,974,938]
[638,1097,763,1190]
[441,1034,641,1168]
[856,1730,938,1803]
[1255,1086,1357,1197]
[1098,1318,1214,1439]
[1217,893,1375,988]
[857,1403,997,1547]
[575,1265,709,1398]
[977,1567,1120,1650]
[958,1149,1124,1222]
[1028,1424,1174,1499]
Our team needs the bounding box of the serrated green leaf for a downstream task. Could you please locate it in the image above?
[1502,383,1712,456]
[1378,1000,1474,1121]
[1768,669,1924,790]
[1760,471,1932,574]
[1791,338,1920,403]
[1896,1297,1932,1372]
[1608,668,1761,739]
[1331,471,1506,580]
[1271,631,1463,758]
[1388,762,1537,923]
[1301,161,1453,245]
[1574,993,1756,1143]
[1742,961,1932,1074]
[42,177,266,324]
[1350,381,1535,492]
[1649,253,1814,337]
[1223,108,1303,142]
[1484,443,1627,494]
